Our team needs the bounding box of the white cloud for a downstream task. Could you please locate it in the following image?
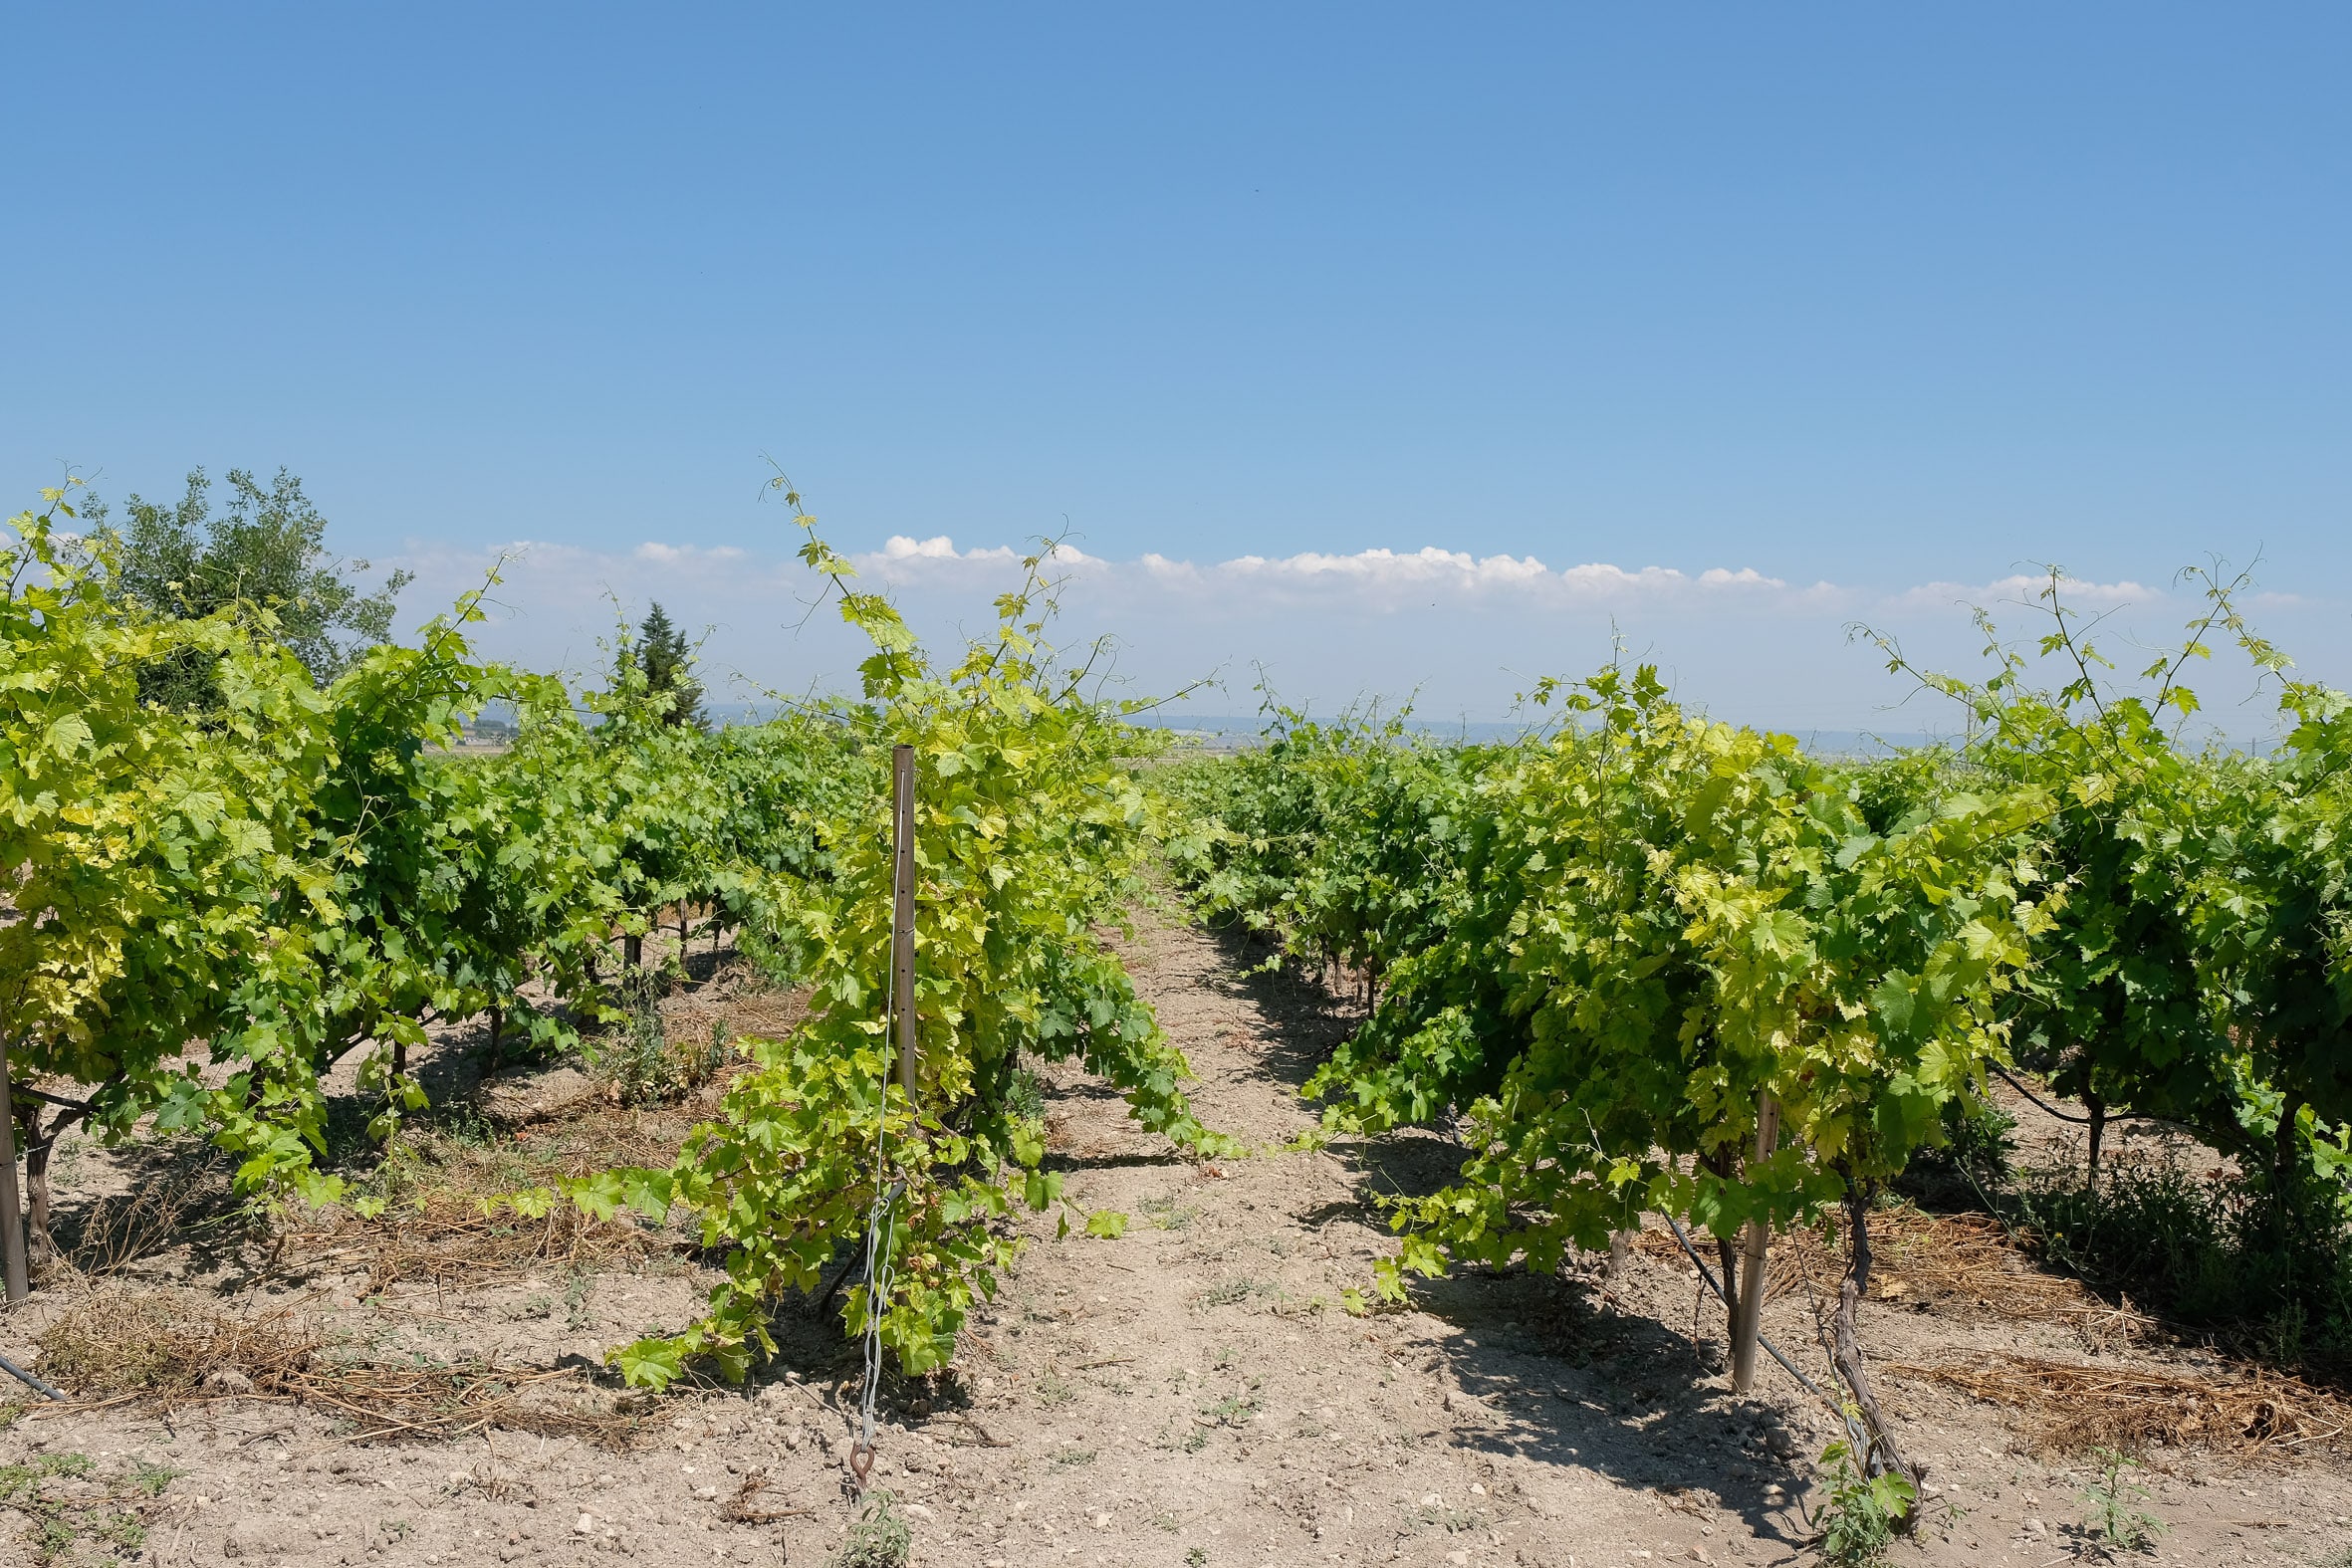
[850,535,1073,579]
[878,535,966,560]
[381,534,2340,734]
[634,542,746,564]
[1097,547,1795,601]
[1218,546,1549,587]
[1697,566,1786,589]
[1892,572,2158,610]
[1557,562,1686,593]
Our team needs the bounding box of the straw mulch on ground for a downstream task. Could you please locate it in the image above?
[33,1283,647,1448]
[1890,1352,2350,1457]
[1636,1203,2150,1334]
[286,1193,657,1295]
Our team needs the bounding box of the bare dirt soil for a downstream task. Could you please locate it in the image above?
[4,897,2350,1568]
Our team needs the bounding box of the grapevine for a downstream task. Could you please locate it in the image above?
[1157,617,2352,1493]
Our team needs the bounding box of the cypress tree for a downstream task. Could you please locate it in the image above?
[623,601,706,729]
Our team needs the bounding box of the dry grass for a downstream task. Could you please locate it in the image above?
[33,1283,648,1448]
[519,1100,714,1173]
[321,972,814,1284]
[11,973,823,1456]
[1636,1203,2146,1331]
[57,1149,237,1278]
[281,1086,709,1292]
[719,1466,814,1524]
[1892,1353,2350,1457]
[687,985,810,1044]
[272,1362,646,1448]
[289,1193,656,1296]
[37,1283,317,1399]
[627,947,810,1049]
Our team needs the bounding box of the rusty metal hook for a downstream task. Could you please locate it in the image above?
[846,1441,876,1490]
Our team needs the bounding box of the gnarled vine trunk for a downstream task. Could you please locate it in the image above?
[1701,1145,1744,1350]
[0,1076,26,1300]
[1716,1232,1742,1344]
[2273,1095,2305,1196]
[1831,1182,1924,1515]
[2085,1092,2106,1192]
[1731,1091,1779,1393]
[20,1101,55,1263]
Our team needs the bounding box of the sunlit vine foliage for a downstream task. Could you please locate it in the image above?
[2,482,851,1224]
[1158,570,2352,1334]
[539,501,1236,1385]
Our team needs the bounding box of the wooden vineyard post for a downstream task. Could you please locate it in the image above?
[891,745,917,1097]
[1730,1090,1779,1394]
[0,1035,28,1303]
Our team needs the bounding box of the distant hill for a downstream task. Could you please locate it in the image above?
[1126,713,1944,756]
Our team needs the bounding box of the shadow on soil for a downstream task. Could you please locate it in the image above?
[46,1137,248,1281]
[1403,1264,1819,1553]
[1191,911,1821,1553]
[1192,919,1368,1084]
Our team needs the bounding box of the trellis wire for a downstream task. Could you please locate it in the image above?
[849,745,918,1489]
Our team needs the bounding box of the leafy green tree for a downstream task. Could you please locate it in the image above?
[87,466,411,707]
[615,600,706,729]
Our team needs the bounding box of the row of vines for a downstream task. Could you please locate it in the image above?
[3,481,1221,1393]
[1151,567,2352,1510]
[19,456,2349,1501]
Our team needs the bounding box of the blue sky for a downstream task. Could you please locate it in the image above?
[7,5,2348,727]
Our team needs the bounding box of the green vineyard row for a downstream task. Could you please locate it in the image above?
[1150,569,2352,1484]
[3,485,1223,1387]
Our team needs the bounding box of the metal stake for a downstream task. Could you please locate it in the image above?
[0,1034,29,1303]
[890,745,917,1097]
[1731,1089,1779,1393]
